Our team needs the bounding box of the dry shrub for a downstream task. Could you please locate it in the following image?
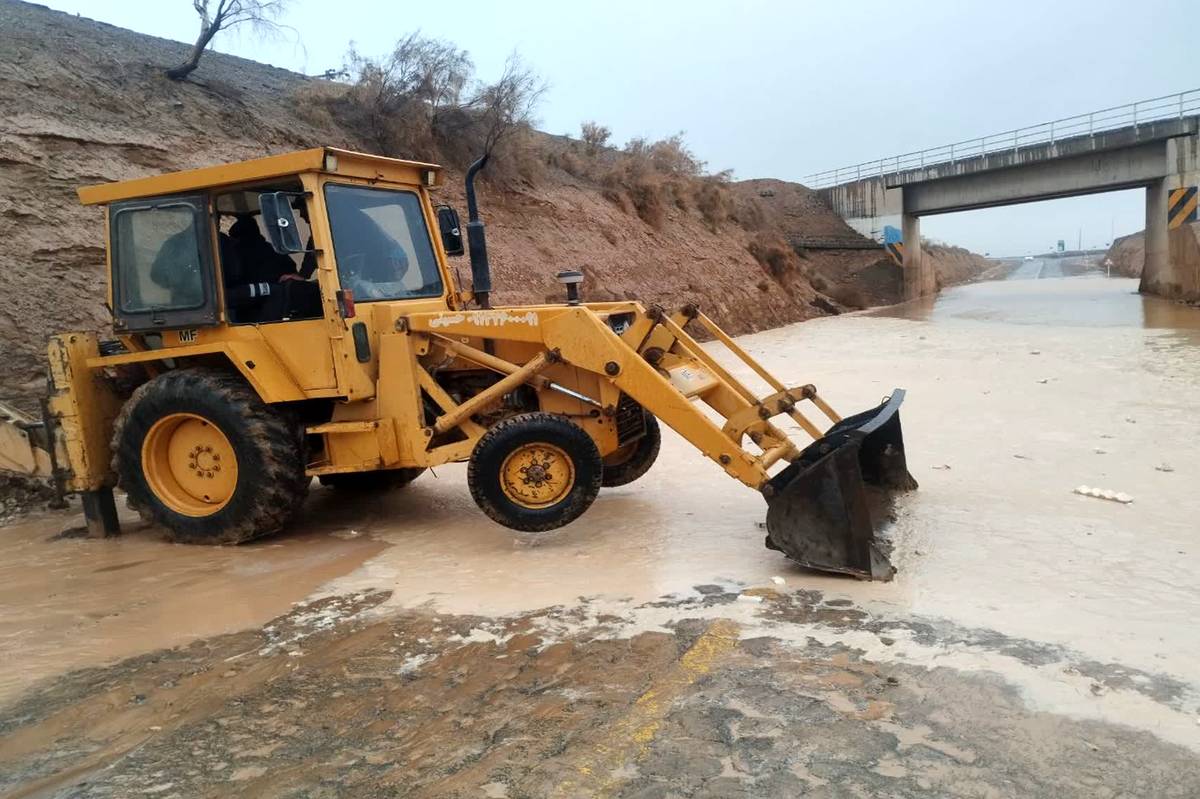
[748,233,798,278]
[696,173,734,229]
[580,132,735,231]
[605,165,665,228]
[580,121,611,154]
[543,143,586,177]
[291,79,351,133]
[542,127,736,230]
[321,34,545,186]
[730,195,766,231]
[625,134,704,176]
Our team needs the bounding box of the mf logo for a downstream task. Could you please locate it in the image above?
[178,329,199,344]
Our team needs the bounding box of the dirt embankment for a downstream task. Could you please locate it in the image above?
[1103,226,1200,302]
[1103,232,1145,278]
[924,243,1003,287]
[0,0,993,413]
[735,180,998,308]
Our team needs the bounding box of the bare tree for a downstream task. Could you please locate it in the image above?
[167,0,291,81]
[467,53,546,157]
[340,35,473,157]
[337,38,544,171]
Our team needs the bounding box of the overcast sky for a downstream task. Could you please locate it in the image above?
[41,0,1196,255]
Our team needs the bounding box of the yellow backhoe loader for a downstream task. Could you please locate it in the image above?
[0,148,915,579]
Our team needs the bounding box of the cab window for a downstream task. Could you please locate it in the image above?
[109,195,217,331]
[323,184,443,301]
[213,184,322,325]
[113,202,205,312]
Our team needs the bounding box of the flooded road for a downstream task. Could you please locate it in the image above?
[325,275,1200,686]
[0,496,387,704]
[3,275,1200,797]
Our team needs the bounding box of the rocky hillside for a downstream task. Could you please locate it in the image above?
[0,0,990,410]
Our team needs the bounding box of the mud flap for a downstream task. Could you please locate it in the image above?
[764,389,917,580]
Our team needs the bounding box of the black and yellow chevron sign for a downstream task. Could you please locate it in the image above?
[1168,186,1198,229]
[886,241,905,264]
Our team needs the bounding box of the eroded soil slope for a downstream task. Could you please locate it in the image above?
[0,1,816,410]
[735,179,998,307]
[1104,232,1145,278]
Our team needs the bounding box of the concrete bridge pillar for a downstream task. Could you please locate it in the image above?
[1140,133,1200,301]
[1142,179,1170,292]
[901,209,934,300]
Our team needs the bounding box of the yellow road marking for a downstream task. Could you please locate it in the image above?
[552,619,740,798]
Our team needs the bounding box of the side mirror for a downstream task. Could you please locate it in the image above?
[259,192,307,254]
[436,205,464,257]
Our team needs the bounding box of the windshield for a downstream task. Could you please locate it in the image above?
[323,184,443,301]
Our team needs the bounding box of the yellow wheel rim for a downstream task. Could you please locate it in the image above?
[141,412,238,517]
[500,442,575,509]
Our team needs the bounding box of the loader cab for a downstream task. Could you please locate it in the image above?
[81,148,462,399]
[104,181,323,333]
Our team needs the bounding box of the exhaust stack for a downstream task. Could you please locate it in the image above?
[464,155,492,309]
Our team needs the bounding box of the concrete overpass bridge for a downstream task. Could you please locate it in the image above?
[808,90,1200,301]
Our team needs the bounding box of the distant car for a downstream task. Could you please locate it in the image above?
[1023,255,1034,261]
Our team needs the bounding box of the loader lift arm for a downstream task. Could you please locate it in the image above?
[405,301,915,579]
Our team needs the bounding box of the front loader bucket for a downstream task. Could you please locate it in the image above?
[764,390,917,580]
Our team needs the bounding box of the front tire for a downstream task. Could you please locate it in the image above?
[468,412,603,533]
[601,413,661,487]
[112,368,308,544]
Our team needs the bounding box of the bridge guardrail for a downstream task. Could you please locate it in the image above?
[805,89,1200,190]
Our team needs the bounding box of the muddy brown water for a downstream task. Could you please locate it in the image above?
[2,275,1199,748]
[0,506,387,704]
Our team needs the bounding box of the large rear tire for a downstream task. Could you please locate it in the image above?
[112,368,309,544]
[601,413,661,488]
[468,412,602,533]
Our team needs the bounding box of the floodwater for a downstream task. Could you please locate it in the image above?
[3,274,1200,747]
[327,276,1200,669]
[0,503,387,703]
